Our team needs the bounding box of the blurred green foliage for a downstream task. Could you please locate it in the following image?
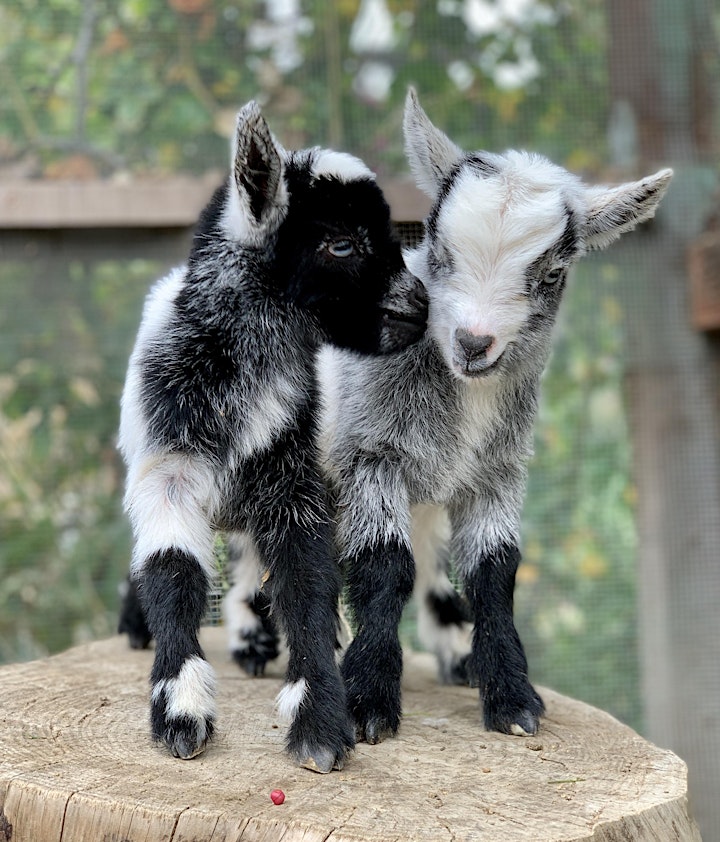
[1,0,609,178]
[1,0,642,729]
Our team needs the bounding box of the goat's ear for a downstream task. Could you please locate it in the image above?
[231,101,286,227]
[403,88,464,197]
[583,168,673,251]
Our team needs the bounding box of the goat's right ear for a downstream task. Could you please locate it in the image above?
[231,101,286,229]
[403,88,464,197]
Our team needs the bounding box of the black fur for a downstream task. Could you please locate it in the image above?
[341,538,415,744]
[118,102,427,771]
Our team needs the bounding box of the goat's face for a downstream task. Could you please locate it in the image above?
[220,102,428,355]
[403,89,673,381]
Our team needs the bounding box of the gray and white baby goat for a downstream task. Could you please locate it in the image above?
[318,90,673,743]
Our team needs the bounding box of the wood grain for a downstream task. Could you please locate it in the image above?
[0,629,701,842]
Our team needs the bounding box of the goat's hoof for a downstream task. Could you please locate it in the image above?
[483,688,545,736]
[298,746,345,774]
[288,709,354,773]
[169,733,208,759]
[231,628,280,677]
[354,714,398,745]
[509,714,539,737]
[439,653,472,686]
[232,649,268,677]
[156,716,214,760]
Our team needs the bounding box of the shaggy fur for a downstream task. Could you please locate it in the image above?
[118,100,428,772]
[318,90,673,742]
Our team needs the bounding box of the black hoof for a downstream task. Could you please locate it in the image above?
[439,653,472,686]
[483,686,545,736]
[151,692,215,760]
[287,698,354,773]
[355,715,397,745]
[231,628,280,677]
[155,714,214,759]
[298,746,345,774]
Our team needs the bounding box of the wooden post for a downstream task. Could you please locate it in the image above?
[607,1,720,838]
[0,630,701,842]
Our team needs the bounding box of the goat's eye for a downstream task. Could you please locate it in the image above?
[327,238,355,258]
[544,267,564,285]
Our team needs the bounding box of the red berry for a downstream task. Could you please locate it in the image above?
[270,789,285,805]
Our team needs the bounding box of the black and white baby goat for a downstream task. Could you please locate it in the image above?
[318,90,673,743]
[118,100,427,772]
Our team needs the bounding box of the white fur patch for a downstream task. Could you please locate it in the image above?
[452,495,522,577]
[125,453,217,578]
[411,504,451,589]
[410,506,472,677]
[222,534,263,652]
[275,678,308,722]
[424,160,573,378]
[335,459,412,560]
[312,149,374,183]
[118,268,185,465]
[153,655,217,734]
[316,345,342,460]
[239,376,304,458]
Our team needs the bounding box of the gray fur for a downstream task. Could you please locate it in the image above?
[319,90,673,740]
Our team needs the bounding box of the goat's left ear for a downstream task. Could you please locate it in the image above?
[231,101,287,229]
[583,168,674,250]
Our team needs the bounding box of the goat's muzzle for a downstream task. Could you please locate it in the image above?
[453,328,503,377]
[378,271,429,353]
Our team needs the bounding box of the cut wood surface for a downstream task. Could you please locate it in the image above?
[0,628,701,842]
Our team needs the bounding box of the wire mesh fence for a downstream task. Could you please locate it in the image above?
[2,2,719,835]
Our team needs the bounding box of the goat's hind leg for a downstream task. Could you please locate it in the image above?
[223,532,281,676]
[128,456,217,759]
[118,574,153,650]
[412,504,472,686]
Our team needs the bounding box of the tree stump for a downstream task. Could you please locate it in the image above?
[0,628,701,842]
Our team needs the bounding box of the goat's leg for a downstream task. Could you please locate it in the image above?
[450,501,544,736]
[126,455,217,759]
[245,449,354,773]
[411,504,472,685]
[118,574,153,650]
[337,459,414,744]
[342,540,414,744]
[138,549,215,758]
[223,532,280,676]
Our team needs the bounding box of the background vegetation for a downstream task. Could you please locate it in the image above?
[0,0,660,731]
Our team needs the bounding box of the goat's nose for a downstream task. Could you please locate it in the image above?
[455,329,494,360]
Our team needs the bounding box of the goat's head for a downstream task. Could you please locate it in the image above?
[219,101,427,354]
[402,89,673,380]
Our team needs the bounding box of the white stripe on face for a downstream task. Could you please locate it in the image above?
[423,157,577,378]
[312,149,374,183]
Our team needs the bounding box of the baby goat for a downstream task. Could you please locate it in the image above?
[118,100,427,772]
[319,90,673,743]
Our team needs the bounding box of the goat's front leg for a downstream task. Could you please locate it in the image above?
[449,498,544,736]
[245,450,354,773]
[337,460,414,744]
[126,455,217,759]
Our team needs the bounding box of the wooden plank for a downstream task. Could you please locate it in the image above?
[0,177,429,230]
[0,177,221,229]
[0,629,701,842]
